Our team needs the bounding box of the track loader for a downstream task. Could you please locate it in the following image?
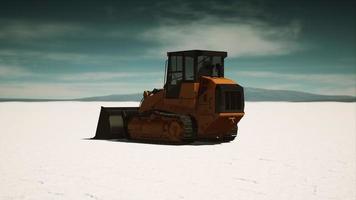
[94,50,244,143]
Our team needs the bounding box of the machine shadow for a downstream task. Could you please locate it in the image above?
[85,138,225,146]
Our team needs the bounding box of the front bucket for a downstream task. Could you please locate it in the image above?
[93,107,139,139]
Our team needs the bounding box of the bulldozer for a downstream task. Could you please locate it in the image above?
[94,50,244,143]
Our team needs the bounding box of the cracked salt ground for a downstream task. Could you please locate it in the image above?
[0,102,355,200]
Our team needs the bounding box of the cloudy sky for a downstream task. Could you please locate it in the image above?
[0,0,355,98]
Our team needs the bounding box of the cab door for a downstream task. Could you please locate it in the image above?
[166,55,183,98]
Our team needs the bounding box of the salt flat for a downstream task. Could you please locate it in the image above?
[0,102,355,200]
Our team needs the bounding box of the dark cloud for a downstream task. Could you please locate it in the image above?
[0,0,354,59]
[0,0,355,97]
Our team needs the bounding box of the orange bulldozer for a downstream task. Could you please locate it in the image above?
[94,50,244,143]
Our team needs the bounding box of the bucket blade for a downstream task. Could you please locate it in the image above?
[93,107,139,139]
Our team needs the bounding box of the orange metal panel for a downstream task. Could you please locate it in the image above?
[179,83,199,99]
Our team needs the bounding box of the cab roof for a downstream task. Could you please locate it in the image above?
[167,50,227,57]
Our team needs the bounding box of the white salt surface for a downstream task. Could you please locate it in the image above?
[0,102,355,200]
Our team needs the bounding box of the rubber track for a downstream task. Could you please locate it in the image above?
[153,111,195,140]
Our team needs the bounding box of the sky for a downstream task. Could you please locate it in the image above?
[0,0,355,98]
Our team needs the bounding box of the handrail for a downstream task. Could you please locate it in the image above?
[163,59,168,86]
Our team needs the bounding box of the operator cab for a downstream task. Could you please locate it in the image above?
[165,50,227,98]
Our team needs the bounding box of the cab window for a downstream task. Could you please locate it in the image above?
[197,56,223,77]
[166,56,183,98]
[184,56,194,81]
[168,56,183,85]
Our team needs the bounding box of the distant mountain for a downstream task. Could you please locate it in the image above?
[0,98,67,102]
[75,88,355,102]
[0,87,355,102]
[77,93,142,101]
[244,88,355,102]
